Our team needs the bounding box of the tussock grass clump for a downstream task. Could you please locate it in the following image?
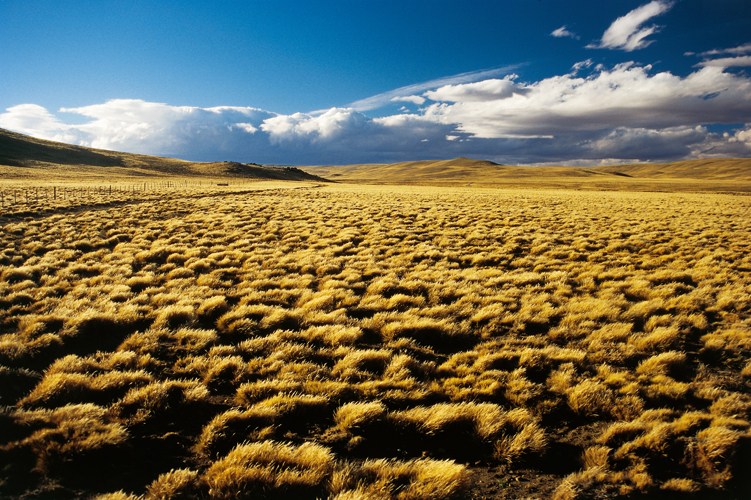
[202,355,250,393]
[119,327,217,361]
[2,403,128,477]
[112,379,210,425]
[583,408,751,494]
[91,492,142,500]
[235,379,303,405]
[255,393,332,428]
[151,304,198,330]
[566,379,617,418]
[196,295,230,321]
[332,349,392,381]
[336,401,388,434]
[201,440,335,499]
[20,369,154,408]
[330,458,468,500]
[388,403,546,462]
[145,468,199,500]
[303,324,363,346]
[195,408,278,460]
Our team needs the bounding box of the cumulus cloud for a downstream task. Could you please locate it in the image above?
[260,108,371,143]
[345,65,525,111]
[551,26,579,39]
[587,0,674,51]
[54,100,275,156]
[424,76,530,103]
[391,95,426,105]
[1,99,276,161]
[0,104,83,144]
[422,64,751,140]
[687,124,751,158]
[3,63,751,165]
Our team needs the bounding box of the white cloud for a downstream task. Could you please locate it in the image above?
[424,76,529,103]
[0,99,277,161]
[232,123,258,134]
[731,125,751,146]
[551,26,579,39]
[3,63,751,166]
[697,43,751,57]
[687,124,751,158]
[0,104,83,144]
[689,43,751,68]
[695,55,751,68]
[571,60,594,73]
[345,65,525,111]
[588,0,674,51]
[422,64,751,140]
[58,100,274,152]
[391,95,426,105]
[260,108,370,143]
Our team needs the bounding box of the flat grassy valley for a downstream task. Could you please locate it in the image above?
[1,129,750,499]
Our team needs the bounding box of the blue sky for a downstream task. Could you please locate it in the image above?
[1,0,751,165]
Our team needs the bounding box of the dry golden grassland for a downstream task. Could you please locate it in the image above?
[0,179,317,218]
[1,183,750,499]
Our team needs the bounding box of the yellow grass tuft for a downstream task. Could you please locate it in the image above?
[330,458,468,500]
[5,403,128,475]
[202,440,335,499]
[335,401,388,433]
[660,477,700,492]
[566,379,616,418]
[145,468,199,500]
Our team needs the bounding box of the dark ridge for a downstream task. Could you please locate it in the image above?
[0,129,125,168]
[0,127,332,182]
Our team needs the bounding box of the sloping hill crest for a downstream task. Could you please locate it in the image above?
[0,127,329,181]
[304,156,751,185]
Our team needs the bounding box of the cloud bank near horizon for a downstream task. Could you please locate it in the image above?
[2,60,751,166]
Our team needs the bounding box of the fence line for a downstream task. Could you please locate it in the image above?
[0,179,252,212]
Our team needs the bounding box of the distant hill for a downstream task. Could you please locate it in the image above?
[4,127,750,189]
[0,127,329,182]
[590,159,751,180]
[304,157,751,189]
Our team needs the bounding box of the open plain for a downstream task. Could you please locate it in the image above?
[1,130,751,499]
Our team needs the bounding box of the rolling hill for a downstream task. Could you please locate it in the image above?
[3,127,750,190]
[304,156,751,191]
[305,157,751,182]
[0,128,328,182]
[591,158,751,180]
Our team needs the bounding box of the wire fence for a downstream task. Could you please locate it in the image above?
[0,178,275,217]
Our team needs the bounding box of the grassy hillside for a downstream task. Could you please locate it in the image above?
[5,126,750,190]
[304,157,751,191]
[593,159,751,180]
[0,128,328,182]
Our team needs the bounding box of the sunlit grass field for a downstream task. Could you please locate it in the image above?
[1,182,750,499]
